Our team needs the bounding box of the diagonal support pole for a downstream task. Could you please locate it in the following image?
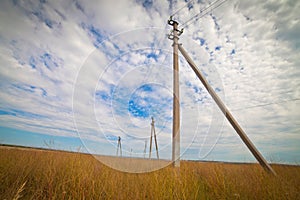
[149,125,153,159]
[152,117,159,159]
[178,44,276,175]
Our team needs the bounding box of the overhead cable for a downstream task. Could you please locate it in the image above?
[170,0,195,17]
[232,98,300,111]
[180,0,229,29]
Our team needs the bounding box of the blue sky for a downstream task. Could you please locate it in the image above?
[0,0,299,166]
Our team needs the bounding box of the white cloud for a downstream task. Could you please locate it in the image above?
[0,0,299,164]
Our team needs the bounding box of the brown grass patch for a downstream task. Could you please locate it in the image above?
[0,146,299,199]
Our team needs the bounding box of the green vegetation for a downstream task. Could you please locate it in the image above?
[0,147,299,199]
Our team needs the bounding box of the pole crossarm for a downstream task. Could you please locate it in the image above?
[178,44,276,175]
[167,16,183,41]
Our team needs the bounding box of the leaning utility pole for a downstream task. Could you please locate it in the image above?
[178,43,276,176]
[168,17,183,167]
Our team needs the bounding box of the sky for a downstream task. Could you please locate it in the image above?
[0,0,299,168]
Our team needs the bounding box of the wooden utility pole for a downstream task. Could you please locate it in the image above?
[168,17,182,167]
[149,117,159,159]
[143,140,147,158]
[116,136,122,157]
[178,44,276,175]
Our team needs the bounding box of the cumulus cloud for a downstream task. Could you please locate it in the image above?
[0,0,299,163]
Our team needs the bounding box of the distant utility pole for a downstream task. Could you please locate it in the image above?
[143,140,147,158]
[149,117,159,159]
[168,17,183,167]
[116,136,122,157]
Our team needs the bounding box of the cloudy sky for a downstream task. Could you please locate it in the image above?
[0,0,299,165]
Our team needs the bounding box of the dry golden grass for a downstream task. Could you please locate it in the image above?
[0,146,299,199]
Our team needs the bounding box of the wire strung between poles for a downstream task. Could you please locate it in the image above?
[170,0,195,18]
[180,0,226,28]
[180,0,229,29]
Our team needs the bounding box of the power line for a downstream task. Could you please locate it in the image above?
[222,88,298,107]
[171,0,195,17]
[180,0,223,26]
[232,98,300,111]
[180,0,227,28]
[225,90,297,108]
[180,0,229,29]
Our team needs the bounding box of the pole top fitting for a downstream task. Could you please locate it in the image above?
[168,16,178,26]
[178,28,184,36]
[151,116,155,124]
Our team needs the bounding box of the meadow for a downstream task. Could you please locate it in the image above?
[0,146,299,199]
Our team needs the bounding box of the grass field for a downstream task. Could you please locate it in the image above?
[1,146,299,199]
